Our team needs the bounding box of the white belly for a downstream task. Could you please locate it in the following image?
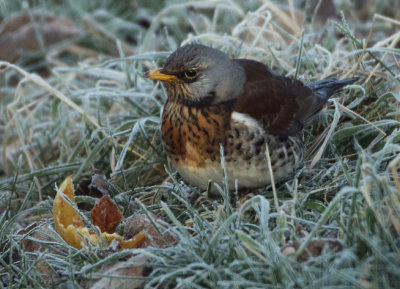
[172,158,272,191]
[168,112,302,191]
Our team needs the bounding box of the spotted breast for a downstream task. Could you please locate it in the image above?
[162,100,303,190]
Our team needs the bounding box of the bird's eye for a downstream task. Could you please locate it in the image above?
[184,69,197,79]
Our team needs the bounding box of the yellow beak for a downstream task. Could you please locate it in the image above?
[145,69,177,82]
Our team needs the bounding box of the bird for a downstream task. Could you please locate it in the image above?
[145,44,358,191]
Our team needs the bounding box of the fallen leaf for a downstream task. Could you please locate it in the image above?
[19,222,59,285]
[90,254,150,289]
[1,222,61,286]
[91,195,123,233]
[89,169,109,196]
[125,213,176,248]
[0,12,81,62]
[75,170,109,211]
[281,239,342,262]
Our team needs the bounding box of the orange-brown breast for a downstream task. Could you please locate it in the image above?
[161,101,231,168]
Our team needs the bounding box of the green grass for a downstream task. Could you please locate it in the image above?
[1,0,400,288]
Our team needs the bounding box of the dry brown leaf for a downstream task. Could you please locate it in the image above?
[91,195,123,234]
[125,213,176,248]
[0,12,81,62]
[281,239,342,262]
[0,222,61,286]
[19,222,59,285]
[75,170,110,199]
[90,254,150,289]
[75,170,110,211]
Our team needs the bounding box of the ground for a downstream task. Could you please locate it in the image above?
[1,0,400,288]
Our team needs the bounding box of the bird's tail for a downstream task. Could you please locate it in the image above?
[307,77,359,102]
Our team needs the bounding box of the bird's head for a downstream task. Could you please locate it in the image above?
[145,44,245,107]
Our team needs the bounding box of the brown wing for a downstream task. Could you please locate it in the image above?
[233,59,325,136]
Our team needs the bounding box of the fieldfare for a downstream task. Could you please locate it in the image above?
[146,44,357,191]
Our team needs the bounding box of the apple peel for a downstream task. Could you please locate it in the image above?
[53,177,146,249]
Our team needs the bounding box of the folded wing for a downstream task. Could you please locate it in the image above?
[233,59,325,136]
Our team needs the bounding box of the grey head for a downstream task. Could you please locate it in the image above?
[160,44,246,106]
